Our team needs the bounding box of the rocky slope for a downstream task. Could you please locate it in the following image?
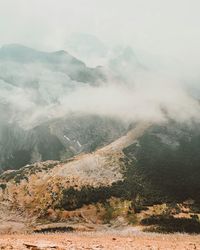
[0,114,126,172]
[0,44,130,172]
[0,121,200,234]
[0,123,149,232]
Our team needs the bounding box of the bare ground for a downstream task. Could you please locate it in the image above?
[0,230,200,250]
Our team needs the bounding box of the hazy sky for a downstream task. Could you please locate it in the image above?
[0,0,200,68]
[1,0,200,127]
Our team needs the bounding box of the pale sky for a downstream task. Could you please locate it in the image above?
[1,0,200,126]
[0,0,200,71]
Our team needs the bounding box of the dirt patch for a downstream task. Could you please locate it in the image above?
[0,231,199,249]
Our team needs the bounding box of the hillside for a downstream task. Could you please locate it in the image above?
[0,44,130,172]
[0,45,200,235]
[0,114,126,172]
[0,121,200,234]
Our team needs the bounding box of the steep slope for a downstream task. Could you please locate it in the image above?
[0,44,105,84]
[0,115,126,172]
[124,121,200,202]
[0,44,130,172]
[0,123,148,201]
[0,123,149,231]
[0,44,148,173]
[1,121,200,233]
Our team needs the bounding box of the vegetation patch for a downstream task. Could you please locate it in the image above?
[0,183,7,190]
[125,132,200,202]
[141,215,200,233]
[34,226,74,233]
[0,161,58,184]
[102,199,135,224]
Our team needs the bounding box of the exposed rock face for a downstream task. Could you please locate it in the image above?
[0,115,126,172]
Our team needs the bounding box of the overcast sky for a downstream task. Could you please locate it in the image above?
[0,0,200,71]
[0,0,200,126]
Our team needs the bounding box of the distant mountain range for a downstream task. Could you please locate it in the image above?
[0,44,105,83]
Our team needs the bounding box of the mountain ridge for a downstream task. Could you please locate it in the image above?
[0,121,200,233]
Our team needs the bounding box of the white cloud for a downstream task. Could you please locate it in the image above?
[0,0,200,129]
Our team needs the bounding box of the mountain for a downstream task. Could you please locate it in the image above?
[0,44,129,172]
[0,121,200,233]
[65,33,108,66]
[0,44,147,172]
[0,115,126,172]
[0,44,200,234]
[0,44,105,83]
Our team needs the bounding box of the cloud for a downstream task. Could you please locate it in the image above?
[1,57,199,130]
[52,72,200,125]
[0,0,200,128]
[1,0,200,70]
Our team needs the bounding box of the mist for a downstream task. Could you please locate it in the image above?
[0,52,199,129]
[0,0,200,129]
[1,0,200,68]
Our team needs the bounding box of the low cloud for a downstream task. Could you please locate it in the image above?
[1,55,199,130]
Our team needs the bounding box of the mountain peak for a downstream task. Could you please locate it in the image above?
[1,43,36,52]
[52,50,68,56]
